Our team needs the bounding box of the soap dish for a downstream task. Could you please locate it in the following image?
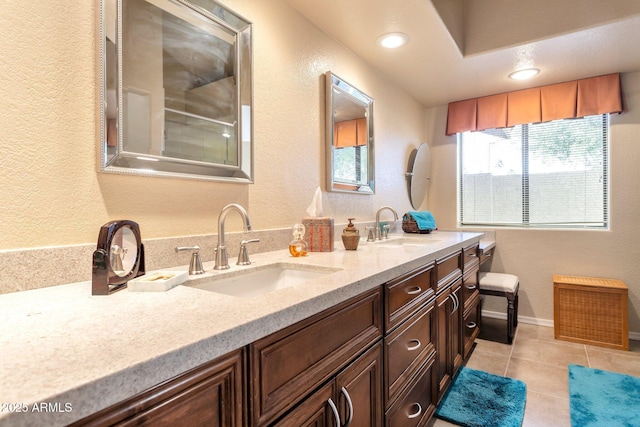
[128,270,188,292]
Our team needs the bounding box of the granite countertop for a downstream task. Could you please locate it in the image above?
[0,231,483,426]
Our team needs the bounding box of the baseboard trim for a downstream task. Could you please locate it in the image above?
[481,310,639,340]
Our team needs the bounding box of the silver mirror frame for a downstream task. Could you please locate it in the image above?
[325,71,375,194]
[98,0,254,182]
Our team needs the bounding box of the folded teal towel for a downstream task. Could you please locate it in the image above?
[405,211,436,230]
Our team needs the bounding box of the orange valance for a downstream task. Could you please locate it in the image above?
[446,73,623,135]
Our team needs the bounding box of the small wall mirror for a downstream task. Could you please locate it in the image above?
[325,72,375,194]
[407,143,431,209]
[99,0,253,182]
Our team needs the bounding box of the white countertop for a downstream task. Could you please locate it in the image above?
[0,231,482,426]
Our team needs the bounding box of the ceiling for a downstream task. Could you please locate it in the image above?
[283,0,640,108]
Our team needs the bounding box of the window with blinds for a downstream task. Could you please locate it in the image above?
[458,114,609,228]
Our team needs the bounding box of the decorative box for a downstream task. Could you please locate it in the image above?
[302,217,334,252]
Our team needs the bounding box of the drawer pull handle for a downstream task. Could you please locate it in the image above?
[466,285,477,291]
[407,403,422,419]
[341,387,354,426]
[467,322,477,329]
[406,286,422,295]
[327,398,341,426]
[407,339,422,351]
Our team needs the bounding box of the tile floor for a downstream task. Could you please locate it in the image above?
[430,318,640,427]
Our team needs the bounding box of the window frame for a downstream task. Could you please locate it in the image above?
[457,114,610,230]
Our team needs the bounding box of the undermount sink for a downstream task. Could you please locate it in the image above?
[375,237,440,247]
[184,263,341,298]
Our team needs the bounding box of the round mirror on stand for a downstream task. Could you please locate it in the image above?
[92,220,145,295]
[407,143,431,209]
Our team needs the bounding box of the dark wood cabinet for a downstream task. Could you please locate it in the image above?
[275,342,384,426]
[383,263,437,427]
[70,349,246,427]
[250,287,382,426]
[70,241,484,427]
[435,278,463,401]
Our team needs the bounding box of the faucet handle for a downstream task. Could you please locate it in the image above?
[365,227,375,242]
[176,246,205,275]
[382,224,390,239]
[237,239,260,266]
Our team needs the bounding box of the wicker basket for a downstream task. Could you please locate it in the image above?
[402,214,432,234]
[553,275,628,350]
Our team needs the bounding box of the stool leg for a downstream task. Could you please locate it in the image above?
[514,292,519,327]
[507,294,515,344]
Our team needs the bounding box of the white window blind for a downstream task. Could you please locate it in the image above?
[459,114,608,228]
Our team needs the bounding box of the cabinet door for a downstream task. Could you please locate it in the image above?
[336,342,384,427]
[463,294,481,359]
[435,278,463,401]
[450,281,463,376]
[71,349,245,427]
[273,343,383,427]
[250,288,382,426]
[272,382,337,427]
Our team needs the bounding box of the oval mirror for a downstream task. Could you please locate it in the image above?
[110,226,138,277]
[99,0,253,182]
[325,72,374,194]
[409,143,430,209]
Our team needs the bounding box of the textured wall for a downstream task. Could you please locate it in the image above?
[427,72,640,333]
[0,0,425,251]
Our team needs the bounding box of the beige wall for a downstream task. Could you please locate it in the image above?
[427,71,640,334]
[0,0,424,251]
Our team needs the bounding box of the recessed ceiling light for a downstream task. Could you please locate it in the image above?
[508,68,540,80]
[377,32,409,49]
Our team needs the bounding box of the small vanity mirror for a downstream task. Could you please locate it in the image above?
[92,220,145,295]
[325,72,374,194]
[99,0,253,182]
[407,143,431,209]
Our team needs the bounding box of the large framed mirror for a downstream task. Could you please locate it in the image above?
[99,0,253,182]
[325,72,374,194]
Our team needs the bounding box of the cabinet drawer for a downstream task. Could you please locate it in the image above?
[385,263,435,331]
[250,287,382,426]
[385,355,436,427]
[385,302,435,406]
[435,250,462,294]
[463,243,480,272]
[479,246,494,266]
[462,268,479,311]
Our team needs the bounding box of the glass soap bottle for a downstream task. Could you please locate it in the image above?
[289,223,308,257]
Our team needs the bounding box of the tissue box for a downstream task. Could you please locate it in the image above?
[302,217,334,252]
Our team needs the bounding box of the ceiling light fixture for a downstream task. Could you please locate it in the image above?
[508,68,540,80]
[377,32,409,49]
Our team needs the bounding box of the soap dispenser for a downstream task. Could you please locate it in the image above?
[289,223,308,257]
[341,218,360,250]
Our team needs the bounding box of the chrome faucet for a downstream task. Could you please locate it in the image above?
[375,206,399,240]
[214,204,252,270]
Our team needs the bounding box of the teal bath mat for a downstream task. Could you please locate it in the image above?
[435,366,526,427]
[569,364,640,427]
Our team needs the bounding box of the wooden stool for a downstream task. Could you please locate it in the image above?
[479,272,519,344]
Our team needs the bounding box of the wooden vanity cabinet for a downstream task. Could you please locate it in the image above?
[435,278,463,401]
[273,342,383,426]
[461,243,481,359]
[383,263,437,426]
[434,249,464,402]
[249,287,383,426]
[70,349,246,427]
